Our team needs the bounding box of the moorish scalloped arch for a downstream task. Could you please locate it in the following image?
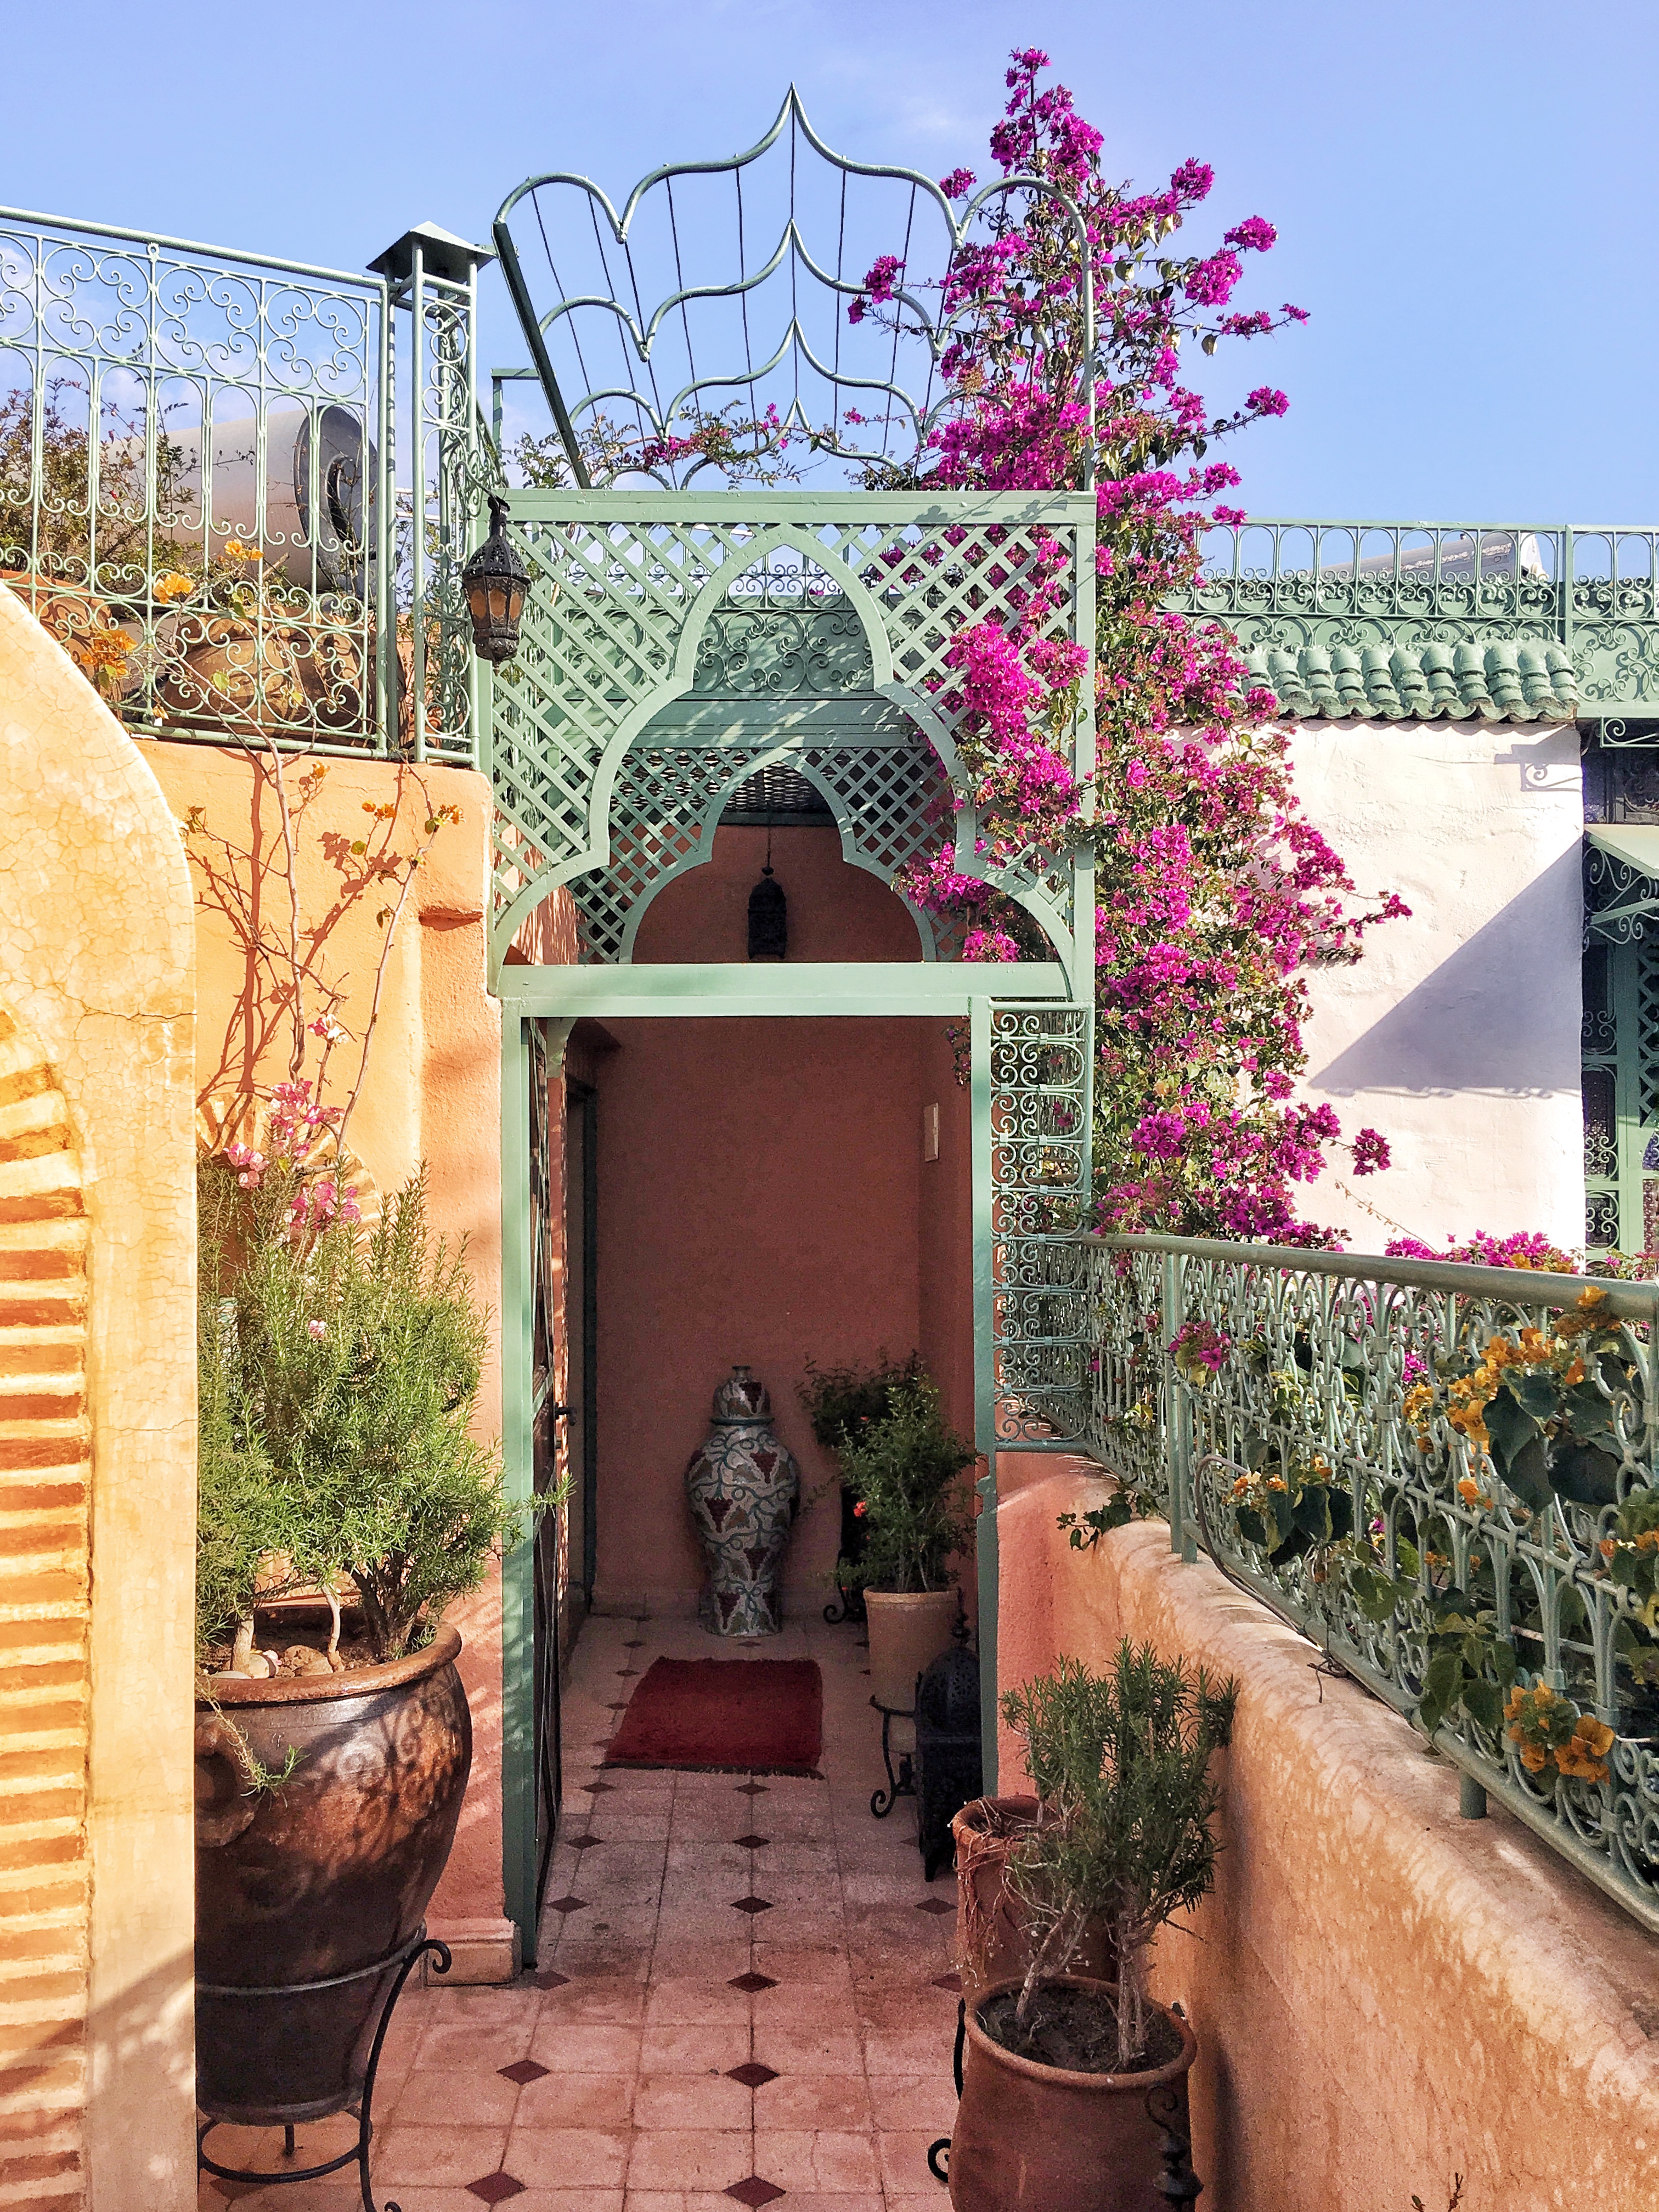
[489,492,1096,979]
[608,741,937,963]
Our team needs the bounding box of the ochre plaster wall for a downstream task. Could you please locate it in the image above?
[996,1461,1659,2212]
[142,742,511,1981]
[1289,718,1583,1251]
[0,586,197,2207]
[589,826,975,1620]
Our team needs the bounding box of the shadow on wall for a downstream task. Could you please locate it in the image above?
[1313,846,1582,1099]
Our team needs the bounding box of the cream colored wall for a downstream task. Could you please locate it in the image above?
[996,1458,1659,2212]
[1286,718,1584,1251]
[0,586,197,2207]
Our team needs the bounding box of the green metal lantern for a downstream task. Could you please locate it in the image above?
[461,494,529,663]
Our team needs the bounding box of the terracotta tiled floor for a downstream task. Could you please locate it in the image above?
[199,1614,961,2209]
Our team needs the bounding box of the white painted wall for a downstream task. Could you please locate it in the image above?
[1285,718,1583,1254]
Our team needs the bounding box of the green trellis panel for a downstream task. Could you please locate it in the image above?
[486,488,1097,988]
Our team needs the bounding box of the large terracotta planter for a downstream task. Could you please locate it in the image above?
[948,1974,1197,2212]
[951,1796,1115,1996]
[865,1587,959,1712]
[684,1365,802,1635]
[194,1621,471,2125]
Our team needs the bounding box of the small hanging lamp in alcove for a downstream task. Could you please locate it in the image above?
[747,828,787,961]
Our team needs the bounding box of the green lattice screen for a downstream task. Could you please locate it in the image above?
[486,490,1097,979]
[986,1000,1095,1449]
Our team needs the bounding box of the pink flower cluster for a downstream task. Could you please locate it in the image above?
[1384,1231,1578,1273]
[865,50,1405,1247]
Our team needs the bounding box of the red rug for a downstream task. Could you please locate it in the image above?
[603,1658,823,1776]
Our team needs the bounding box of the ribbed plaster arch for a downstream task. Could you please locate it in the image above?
[0,583,196,2210]
[0,1004,89,2210]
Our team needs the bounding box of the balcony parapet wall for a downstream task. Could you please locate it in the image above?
[996,1459,1659,2212]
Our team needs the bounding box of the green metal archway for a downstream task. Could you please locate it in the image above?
[489,489,1099,1960]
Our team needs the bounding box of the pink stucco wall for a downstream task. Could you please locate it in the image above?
[589,825,975,1621]
[995,1458,1659,2212]
[143,741,514,1974]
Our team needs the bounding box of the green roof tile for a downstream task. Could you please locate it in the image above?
[1243,638,1579,724]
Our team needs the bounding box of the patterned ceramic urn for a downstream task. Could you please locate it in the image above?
[684,1365,802,1635]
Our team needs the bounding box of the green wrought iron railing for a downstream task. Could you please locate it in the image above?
[0,207,491,763]
[1080,1231,1659,1934]
[1178,519,1659,721]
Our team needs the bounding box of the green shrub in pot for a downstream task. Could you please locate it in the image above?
[801,1357,975,1709]
[194,1152,548,2137]
[945,1641,1237,2211]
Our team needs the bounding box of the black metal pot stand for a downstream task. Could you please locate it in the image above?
[196,1928,451,2211]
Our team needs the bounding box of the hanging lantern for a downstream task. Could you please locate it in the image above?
[747,863,787,961]
[461,493,529,663]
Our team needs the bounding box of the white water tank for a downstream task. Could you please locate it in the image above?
[151,403,377,594]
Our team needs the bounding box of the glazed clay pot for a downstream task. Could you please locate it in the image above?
[951,1795,1115,1997]
[948,1975,1197,2212]
[156,612,307,730]
[864,1587,960,1713]
[194,1622,471,2125]
[684,1365,802,1635]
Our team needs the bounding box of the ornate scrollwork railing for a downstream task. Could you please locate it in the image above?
[1176,518,1659,719]
[1078,1231,1659,1934]
[0,206,491,764]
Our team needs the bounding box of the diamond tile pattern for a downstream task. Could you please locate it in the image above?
[726,2062,780,2089]
[496,2058,549,2085]
[304,1622,968,2212]
[914,1897,953,1915]
[466,2175,526,2204]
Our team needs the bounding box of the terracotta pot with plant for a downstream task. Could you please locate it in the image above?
[946,1642,1237,2211]
[802,1357,975,1711]
[194,1147,540,2130]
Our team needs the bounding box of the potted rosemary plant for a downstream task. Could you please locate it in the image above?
[946,1643,1237,2211]
[803,1358,975,1711]
[194,1148,535,2133]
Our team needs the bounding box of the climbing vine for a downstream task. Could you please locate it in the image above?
[860,50,1406,1245]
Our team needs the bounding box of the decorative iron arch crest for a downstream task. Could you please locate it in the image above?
[490,86,1094,492]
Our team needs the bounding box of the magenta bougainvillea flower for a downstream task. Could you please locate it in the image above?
[862,50,1408,1245]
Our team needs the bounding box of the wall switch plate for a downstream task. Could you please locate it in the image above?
[923,1102,940,1161]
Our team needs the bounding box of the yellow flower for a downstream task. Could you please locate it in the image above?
[1556,1718,1615,1785]
[1564,1357,1585,1387]
[223,538,263,562]
[154,571,195,603]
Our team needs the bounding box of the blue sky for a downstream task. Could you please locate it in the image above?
[5,0,1655,522]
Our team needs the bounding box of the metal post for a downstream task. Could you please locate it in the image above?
[499,1012,536,1955]
[409,239,427,765]
[1163,1251,1195,1562]
[970,995,998,1793]
[374,283,394,757]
